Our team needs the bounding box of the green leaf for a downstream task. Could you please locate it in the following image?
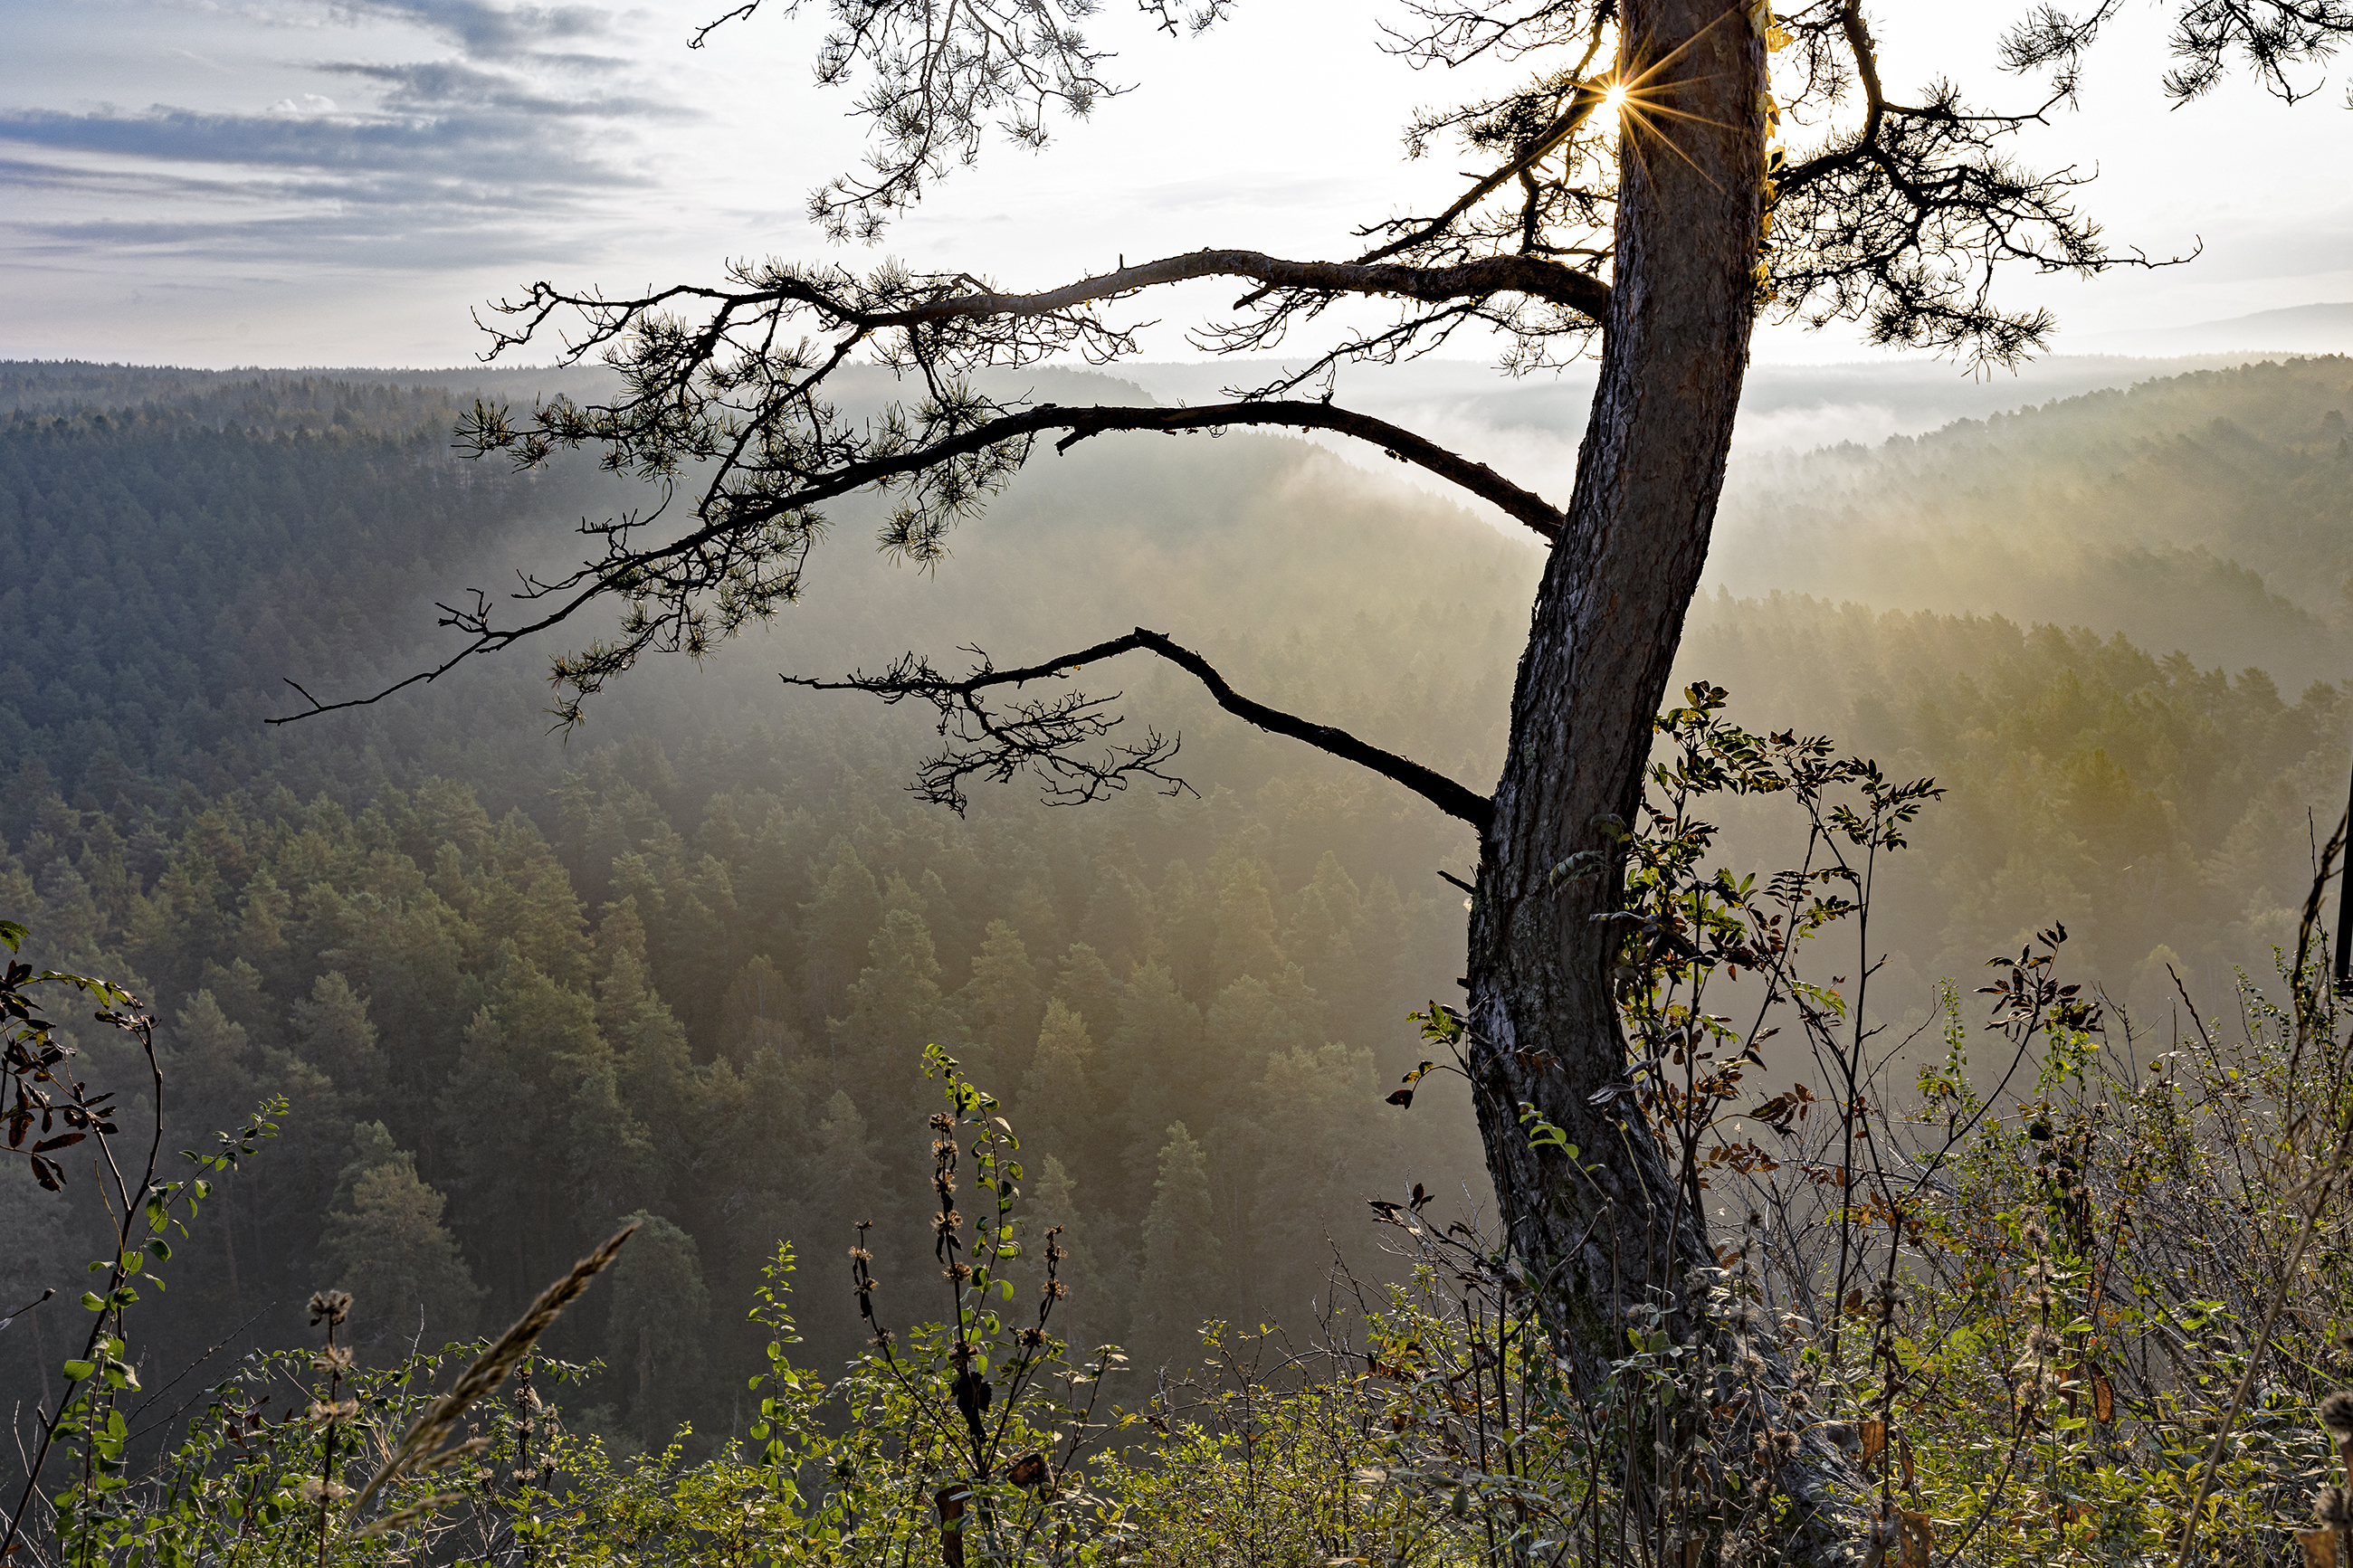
[81,1291,105,1312]
[62,1359,96,1381]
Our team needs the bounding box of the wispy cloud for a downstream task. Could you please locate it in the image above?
[329,0,614,62]
[0,0,681,272]
[312,58,678,117]
[0,101,642,185]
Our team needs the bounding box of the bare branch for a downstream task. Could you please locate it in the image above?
[1381,0,1595,69]
[786,629,1496,828]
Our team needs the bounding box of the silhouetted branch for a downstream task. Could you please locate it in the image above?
[785,629,1495,829]
[270,401,1558,730]
[1765,0,2213,363]
[282,0,2353,731]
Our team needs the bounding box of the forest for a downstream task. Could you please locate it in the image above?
[4,355,2353,1565]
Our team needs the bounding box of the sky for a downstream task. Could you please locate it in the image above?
[4,0,2352,371]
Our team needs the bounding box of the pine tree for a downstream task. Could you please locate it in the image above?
[1048,943,1120,1058]
[233,867,291,988]
[242,1037,355,1290]
[664,853,747,1043]
[741,803,817,960]
[716,954,795,1061]
[568,1049,666,1231]
[1015,997,1096,1174]
[1105,962,1203,1220]
[1209,859,1287,989]
[1247,1041,1382,1319]
[601,1211,712,1446]
[1131,1123,1220,1370]
[799,837,881,1024]
[320,1127,484,1361]
[957,918,1043,1086]
[437,954,610,1290]
[1281,851,1362,1001]
[834,906,950,1124]
[778,1089,895,1367]
[1005,879,1063,960]
[325,887,472,1116]
[196,957,274,1050]
[599,902,697,1136]
[1023,1154,1126,1358]
[0,1179,72,1403]
[1078,862,1155,973]
[1155,861,1215,1003]
[329,1120,405,1212]
[290,970,384,1106]
[593,897,655,1036]
[477,811,594,988]
[1348,874,1415,1068]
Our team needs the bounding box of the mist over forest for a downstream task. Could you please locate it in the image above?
[4,348,2350,1459]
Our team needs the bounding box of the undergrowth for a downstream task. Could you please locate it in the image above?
[5,693,2351,1568]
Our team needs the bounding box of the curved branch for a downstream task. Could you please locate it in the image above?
[487,250,1609,357]
[894,249,1609,322]
[270,397,1561,729]
[1043,402,1564,539]
[786,629,1495,830]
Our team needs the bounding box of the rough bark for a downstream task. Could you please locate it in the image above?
[1465,0,1868,1559]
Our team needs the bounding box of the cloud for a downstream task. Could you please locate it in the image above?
[329,0,613,62]
[312,58,681,117]
[0,79,653,270]
[0,0,701,279]
[0,0,738,354]
[9,206,597,269]
[0,102,634,182]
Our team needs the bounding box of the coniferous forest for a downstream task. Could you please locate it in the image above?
[6,355,2353,1566]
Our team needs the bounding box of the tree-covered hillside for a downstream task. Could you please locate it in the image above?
[1710,355,2353,689]
[2,359,2348,1450]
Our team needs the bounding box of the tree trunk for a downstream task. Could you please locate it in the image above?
[1466,1,1867,1559]
[1470,0,1761,1352]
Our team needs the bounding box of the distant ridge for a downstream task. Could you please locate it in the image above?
[2080,300,2353,356]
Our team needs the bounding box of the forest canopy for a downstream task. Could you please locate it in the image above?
[3,354,2350,1447]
